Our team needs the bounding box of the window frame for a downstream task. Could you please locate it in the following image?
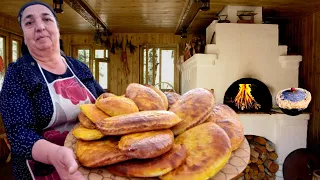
[139,44,179,92]
[0,31,9,73]
[72,45,93,71]
[10,34,22,63]
[94,48,109,91]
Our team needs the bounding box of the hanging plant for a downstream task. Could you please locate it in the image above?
[119,37,123,51]
[104,37,110,49]
[93,29,101,45]
[115,37,119,49]
[129,37,137,54]
[121,41,130,77]
[111,39,115,54]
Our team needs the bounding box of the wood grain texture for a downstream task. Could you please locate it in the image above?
[85,0,185,33]
[0,0,93,33]
[188,5,224,33]
[189,0,320,33]
[0,12,23,82]
[281,11,320,150]
[0,13,23,157]
[60,33,193,95]
[0,0,320,33]
[175,0,201,34]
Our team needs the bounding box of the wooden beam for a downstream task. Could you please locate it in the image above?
[0,12,22,35]
[175,0,201,35]
[64,0,112,34]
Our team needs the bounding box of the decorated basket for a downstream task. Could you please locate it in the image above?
[276,87,311,116]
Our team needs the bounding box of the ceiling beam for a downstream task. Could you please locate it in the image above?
[64,0,112,34]
[175,0,201,35]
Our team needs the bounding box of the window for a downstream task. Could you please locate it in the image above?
[73,46,109,90]
[12,40,18,62]
[94,49,108,90]
[141,45,176,91]
[77,49,90,67]
[160,49,175,87]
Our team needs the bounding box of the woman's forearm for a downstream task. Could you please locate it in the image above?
[32,139,60,164]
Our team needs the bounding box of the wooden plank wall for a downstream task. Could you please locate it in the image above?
[0,13,21,35]
[0,13,22,73]
[61,33,196,95]
[281,11,320,150]
[0,14,22,135]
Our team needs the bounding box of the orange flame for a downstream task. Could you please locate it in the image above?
[234,84,261,110]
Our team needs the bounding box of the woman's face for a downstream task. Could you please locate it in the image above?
[21,5,59,53]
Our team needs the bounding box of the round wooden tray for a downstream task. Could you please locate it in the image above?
[64,125,250,180]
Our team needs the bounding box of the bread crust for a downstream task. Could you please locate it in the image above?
[107,144,187,177]
[160,122,232,180]
[118,129,174,159]
[206,104,244,151]
[125,83,166,111]
[96,96,139,116]
[170,88,215,135]
[164,92,181,109]
[78,112,95,129]
[95,110,182,135]
[72,125,104,141]
[76,138,131,168]
[79,104,109,123]
[145,84,169,110]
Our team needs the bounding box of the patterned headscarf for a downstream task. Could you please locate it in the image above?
[18,1,57,28]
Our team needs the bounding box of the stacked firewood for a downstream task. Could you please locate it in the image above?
[235,135,279,180]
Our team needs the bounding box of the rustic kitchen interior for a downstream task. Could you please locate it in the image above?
[0,0,320,179]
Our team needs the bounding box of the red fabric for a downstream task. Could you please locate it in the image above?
[53,78,87,105]
[43,130,69,146]
[0,56,3,72]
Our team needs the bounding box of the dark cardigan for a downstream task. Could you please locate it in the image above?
[0,54,104,180]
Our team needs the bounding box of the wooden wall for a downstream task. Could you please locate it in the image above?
[0,13,22,136]
[0,13,22,73]
[281,11,320,150]
[61,33,196,95]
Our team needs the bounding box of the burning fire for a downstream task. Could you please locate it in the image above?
[234,84,261,110]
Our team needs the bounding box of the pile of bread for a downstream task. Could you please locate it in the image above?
[72,83,244,180]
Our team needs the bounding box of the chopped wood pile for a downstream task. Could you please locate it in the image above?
[233,135,279,180]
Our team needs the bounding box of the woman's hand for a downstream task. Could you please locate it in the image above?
[50,146,85,180]
[32,139,85,180]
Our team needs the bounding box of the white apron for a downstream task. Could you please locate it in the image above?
[27,58,95,180]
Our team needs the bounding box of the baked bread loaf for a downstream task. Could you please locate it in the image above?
[76,138,131,168]
[206,104,244,151]
[170,88,215,135]
[95,110,182,135]
[107,144,187,177]
[96,96,139,116]
[72,125,104,141]
[160,122,232,180]
[206,104,238,123]
[96,92,116,102]
[164,92,181,109]
[79,104,109,123]
[145,84,169,110]
[118,129,174,159]
[78,111,95,129]
[125,83,166,111]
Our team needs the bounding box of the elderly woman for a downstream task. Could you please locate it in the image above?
[0,1,104,180]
